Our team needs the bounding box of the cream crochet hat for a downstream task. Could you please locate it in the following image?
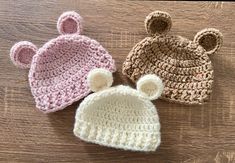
[74,68,164,152]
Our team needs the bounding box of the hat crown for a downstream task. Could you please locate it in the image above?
[10,11,116,113]
[74,85,161,152]
[123,10,223,105]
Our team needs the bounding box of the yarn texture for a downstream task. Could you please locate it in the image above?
[122,10,223,105]
[9,11,116,113]
[74,68,163,152]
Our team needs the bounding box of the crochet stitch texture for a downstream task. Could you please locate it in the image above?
[74,68,164,152]
[9,11,116,113]
[122,10,223,105]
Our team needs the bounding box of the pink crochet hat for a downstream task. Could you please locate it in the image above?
[10,11,116,113]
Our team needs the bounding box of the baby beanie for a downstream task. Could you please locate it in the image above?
[9,11,116,113]
[122,10,223,105]
[74,68,164,152]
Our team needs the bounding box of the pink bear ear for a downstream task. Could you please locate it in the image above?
[57,11,83,35]
[10,41,37,69]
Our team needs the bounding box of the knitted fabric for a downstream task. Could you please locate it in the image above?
[9,11,116,113]
[74,68,164,152]
[122,10,223,105]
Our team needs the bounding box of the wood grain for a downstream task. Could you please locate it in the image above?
[0,1,235,162]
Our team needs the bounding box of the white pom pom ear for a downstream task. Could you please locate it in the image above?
[57,11,83,35]
[194,28,223,55]
[145,11,172,36]
[10,41,37,69]
[87,68,113,92]
[137,74,164,100]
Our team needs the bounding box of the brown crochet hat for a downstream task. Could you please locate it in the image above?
[122,10,223,105]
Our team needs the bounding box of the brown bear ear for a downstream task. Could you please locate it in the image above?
[10,41,37,69]
[194,28,223,55]
[145,10,172,36]
[57,11,83,35]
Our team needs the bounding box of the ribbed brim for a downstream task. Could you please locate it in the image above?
[74,120,161,152]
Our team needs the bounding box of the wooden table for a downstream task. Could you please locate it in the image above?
[0,1,234,162]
